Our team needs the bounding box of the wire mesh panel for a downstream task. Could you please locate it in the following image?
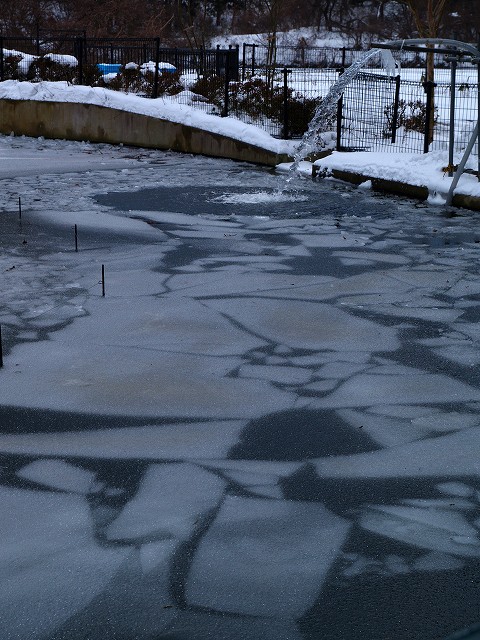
[340,73,398,150]
[340,72,479,154]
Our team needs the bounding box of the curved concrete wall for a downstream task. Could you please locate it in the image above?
[0,99,291,166]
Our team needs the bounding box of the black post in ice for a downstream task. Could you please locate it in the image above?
[74,224,78,252]
[18,197,22,221]
[101,264,105,297]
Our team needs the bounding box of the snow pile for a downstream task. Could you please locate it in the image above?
[43,53,78,67]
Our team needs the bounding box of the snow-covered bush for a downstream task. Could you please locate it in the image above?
[99,64,183,97]
[383,99,438,138]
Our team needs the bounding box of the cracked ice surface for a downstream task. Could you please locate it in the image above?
[106,463,225,542]
[186,496,350,617]
[3,137,480,639]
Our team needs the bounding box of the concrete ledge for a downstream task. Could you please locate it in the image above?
[313,164,480,212]
[453,193,480,211]
[0,99,291,167]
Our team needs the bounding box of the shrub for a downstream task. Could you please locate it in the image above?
[28,57,77,83]
[100,66,184,96]
[3,54,24,79]
[383,99,438,138]
[189,73,224,108]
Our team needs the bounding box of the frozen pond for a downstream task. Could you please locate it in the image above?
[1,136,480,639]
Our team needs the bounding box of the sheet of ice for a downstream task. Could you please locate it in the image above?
[238,364,312,384]
[401,498,475,510]
[199,459,303,476]
[314,361,369,379]
[57,546,177,638]
[368,504,478,536]
[435,345,480,367]
[17,459,96,494]
[413,551,464,572]
[207,298,399,352]
[313,427,480,479]
[437,482,475,498]
[360,505,480,558]
[0,487,128,639]
[260,270,415,302]
[332,250,410,265]
[139,539,178,574]
[248,485,284,498]
[0,422,244,461]
[1,319,294,416]
[167,610,303,640]
[186,496,350,618]
[167,270,321,298]
[311,373,480,408]
[106,463,225,542]
[338,409,428,447]
[412,412,480,432]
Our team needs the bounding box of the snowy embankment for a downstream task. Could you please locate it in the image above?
[0,80,296,157]
[279,151,480,204]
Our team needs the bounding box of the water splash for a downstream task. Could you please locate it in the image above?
[287,48,383,181]
[213,190,308,204]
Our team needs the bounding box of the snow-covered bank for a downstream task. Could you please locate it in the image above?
[0,80,297,156]
[278,151,480,205]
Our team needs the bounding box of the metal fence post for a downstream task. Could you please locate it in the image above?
[447,55,457,175]
[222,50,230,117]
[336,68,344,151]
[152,37,160,98]
[216,44,221,75]
[77,37,84,85]
[0,37,4,82]
[36,21,40,57]
[477,36,480,181]
[282,67,289,139]
[423,79,436,153]
[391,74,401,143]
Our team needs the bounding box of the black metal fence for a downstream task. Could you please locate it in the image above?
[0,35,239,82]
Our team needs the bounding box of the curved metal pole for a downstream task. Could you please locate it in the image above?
[376,38,480,59]
[445,123,479,206]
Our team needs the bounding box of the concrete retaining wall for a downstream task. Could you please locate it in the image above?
[0,99,291,167]
[313,164,480,212]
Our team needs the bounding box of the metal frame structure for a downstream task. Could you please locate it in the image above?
[374,38,480,205]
